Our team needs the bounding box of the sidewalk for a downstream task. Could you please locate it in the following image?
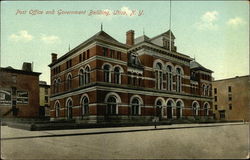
[1,121,247,140]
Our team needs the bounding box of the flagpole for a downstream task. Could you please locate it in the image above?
[169,0,172,52]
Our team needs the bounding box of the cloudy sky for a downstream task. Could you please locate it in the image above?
[1,1,249,84]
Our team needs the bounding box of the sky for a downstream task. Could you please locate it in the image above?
[1,1,249,84]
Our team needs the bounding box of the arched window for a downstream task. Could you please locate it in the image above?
[192,101,200,116]
[103,64,111,82]
[80,96,89,116]
[155,63,163,90]
[79,69,84,86]
[66,98,73,119]
[167,100,174,119]
[156,100,163,118]
[166,65,173,91]
[55,102,60,118]
[85,66,90,84]
[131,98,140,115]
[107,96,117,115]
[176,68,182,92]
[66,74,72,90]
[204,103,210,116]
[176,100,184,119]
[114,67,121,84]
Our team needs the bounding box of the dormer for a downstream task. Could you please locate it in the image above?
[150,30,177,51]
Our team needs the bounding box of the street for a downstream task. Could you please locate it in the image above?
[1,123,249,159]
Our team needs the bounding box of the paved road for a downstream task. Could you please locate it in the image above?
[1,123,249,159]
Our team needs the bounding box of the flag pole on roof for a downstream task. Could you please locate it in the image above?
[101,23,103,31]
[169,0,172,52]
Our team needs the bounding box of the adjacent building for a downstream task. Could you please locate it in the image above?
[39,81,50,117]
[49,29,213,123]
[212,75,250,121]
[0,63,41,118]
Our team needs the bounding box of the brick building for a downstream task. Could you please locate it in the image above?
[39,81,50,117]
[49,29,213,123]
[0,63,41,118]
[212,75,250,121]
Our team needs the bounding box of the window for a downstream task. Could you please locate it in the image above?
[55,102,60,118]
[79,54,82,62]
[155,63,163,90]
[176,68,182,92]
[202,84,206,96]
[192,102,199,116]
[214,96,217,102]
[85,66,90,84]
[66,59,72,69]
[228,95,232,101]
[114,67,121,84]
[66,99,73,119]
[228,86,232,92]
[103,47,108,56]
[107,96,117,115]
[214,105,218,110]
[110,50,115,58]
[166,65,173,91]
[131,98,140,115]
[87,50,90,59]
[176,101,183,118]
[214,88,217,94]
[117,51,121,60]
[66,74,72,90]
[81,97,89,116]
[219,110,225,119]
[229,104,232,110]
[103,65,110,82]
[204,103,209,116]
[79,69,84,86]
[83,52,86,60]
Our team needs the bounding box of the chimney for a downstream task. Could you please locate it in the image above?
[22,62,32,72]
[51,53,57,63]
[126,30,134,46]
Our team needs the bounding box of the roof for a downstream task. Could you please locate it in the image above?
[134,35,150,44]
[190,60,213,73]
[0,67,41,76]
[213,75,250,82]
[49,30,129,67]
[150,29,176,41]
